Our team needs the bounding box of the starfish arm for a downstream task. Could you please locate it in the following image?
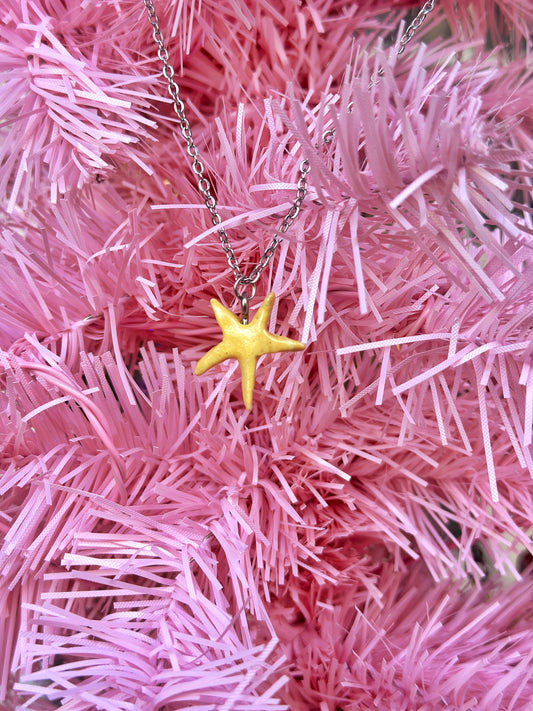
[210,298,241,331]
[250,292,275,330]
[239,356,258,410]
[194,341,231,375]
[260,332,306,354]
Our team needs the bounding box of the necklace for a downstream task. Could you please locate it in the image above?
[142,0,436,410]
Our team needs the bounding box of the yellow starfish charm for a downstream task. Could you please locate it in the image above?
[194,292,305,409]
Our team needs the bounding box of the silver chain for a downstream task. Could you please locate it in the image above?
[369,0,435,88]
[143,0,309,319]
[398,1,435,54]
[143,0,435,317]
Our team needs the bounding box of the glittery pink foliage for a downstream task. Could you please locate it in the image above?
[1,0,533,708]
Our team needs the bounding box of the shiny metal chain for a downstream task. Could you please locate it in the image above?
[398,1,435,54]
[143,0,309,318]
[369,0,435,88]
[143,0,435,315]
[326,2,437,130]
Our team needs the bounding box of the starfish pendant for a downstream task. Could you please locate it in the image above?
[194,292,305,410]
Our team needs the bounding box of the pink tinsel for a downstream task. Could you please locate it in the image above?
[1,0,533,708]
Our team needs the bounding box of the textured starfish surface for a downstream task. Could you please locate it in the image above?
[194,292,305,409]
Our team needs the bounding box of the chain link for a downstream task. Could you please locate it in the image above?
[143,0,435,310]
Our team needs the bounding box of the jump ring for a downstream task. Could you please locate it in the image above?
[234,276,257,302]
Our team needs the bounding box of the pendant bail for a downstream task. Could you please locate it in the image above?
[240,293,249,325]
[234,276,257,324]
